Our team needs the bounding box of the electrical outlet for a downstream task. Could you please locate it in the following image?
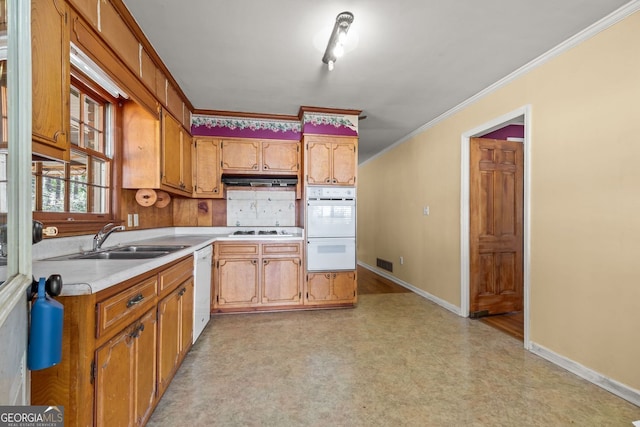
[133,214,139,227]
[127,214,133,227]
[423,206,430,216]
[400,256,404,265]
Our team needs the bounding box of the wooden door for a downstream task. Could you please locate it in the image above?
[221,139,260,172]
[217,258,259,306]
[262,257,301,305]
[161,110,183,190]
[194,138,221,197]
[332,140,357,185]
[262,141,299,173]
[470,137,523,315]
[134,310,157,427]
[332,271,357,302]
[306,140,332,184]
[31,0,69,161]
[157,288,181,395]
[179,279,194,357]
[95,324,136,427]
[306,273,332,303]
[181,133,193,192]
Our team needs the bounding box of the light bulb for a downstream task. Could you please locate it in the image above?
[337,30,348,44]
[333,43,344,58]
[328,60,334,71]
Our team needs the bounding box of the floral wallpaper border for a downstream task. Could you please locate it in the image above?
[191,115,301,139]
[302,113,358,136]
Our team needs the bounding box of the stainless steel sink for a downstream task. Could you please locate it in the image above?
[43,244,189,261]
[74,250,171,260]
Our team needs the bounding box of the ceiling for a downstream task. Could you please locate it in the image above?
[121,0,631,163]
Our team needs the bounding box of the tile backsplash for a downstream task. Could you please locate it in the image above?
[227,190,295,227]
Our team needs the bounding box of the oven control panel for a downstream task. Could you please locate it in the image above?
[307,186,355,199]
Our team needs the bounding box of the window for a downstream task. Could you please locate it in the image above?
[32,77,115,229]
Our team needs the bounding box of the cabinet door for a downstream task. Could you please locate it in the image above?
[179,279,194,358]
[217,259,259,307]
[331,140,357,185]
[262,141,299,173]
[221,139,260,172]
[162,110,184,190]
[31,0,69,161]
[306,273,332,303]
[262,257,301,305]
[306,141,332,185]
[181,132,194,193]
[96,310,156,427]
[157,288,181,396]
[134,310,157,427]
[194,138,222,197]
[332,271,357,302]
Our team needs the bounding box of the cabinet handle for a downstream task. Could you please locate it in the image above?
[126,293,144,308]
[325,274,331,279]
[263,165,268,170]
[214,188,218,193]
[325,178,331,183]
[178,287,187,297]
[129,323,145,339]
[332,179,337,183]
[251,260,257,265]
[263,259,269,265]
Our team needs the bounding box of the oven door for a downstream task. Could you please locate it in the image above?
[307,238,356,271]
[307,199,355,238]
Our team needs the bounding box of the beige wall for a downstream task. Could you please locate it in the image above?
[358,11,640,391]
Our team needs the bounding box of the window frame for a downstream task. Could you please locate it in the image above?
[32,69,121,236]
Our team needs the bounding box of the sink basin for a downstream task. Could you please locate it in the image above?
[43,244,189,261]
[111,245,189,253]
[75,251,171,260]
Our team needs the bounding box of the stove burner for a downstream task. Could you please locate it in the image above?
[233,230,255,235]
[258,230,278,235]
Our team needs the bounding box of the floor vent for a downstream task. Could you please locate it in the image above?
[376,258,393,273]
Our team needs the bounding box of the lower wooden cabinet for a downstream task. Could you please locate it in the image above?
[158,278,194,396]
[213,241,357,312]
[214,242,302,311]
[31,256,194,427]
[306,271,357,305]
[95,309,157,427]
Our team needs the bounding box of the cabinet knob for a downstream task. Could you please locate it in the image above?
[263,165,268,170]
[332,179,337,184]
[325,178,331,183]
[252,164,258,170]
[213,188,218,193]
[251,259,257,265]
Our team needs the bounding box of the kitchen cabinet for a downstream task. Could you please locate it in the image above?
[32,0,70,161]
[31,255,194,427]
[162,109,193,193]
[221,139,300,175]
[214,242,302,311]
[158,278,194,396]
[193,137,222,198]
[95,309,157,427]
[122,103,193,197]
[305,135,357,186]
[306,271,357,305]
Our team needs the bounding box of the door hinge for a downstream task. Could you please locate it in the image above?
[90,359,96,384]
[216,295,219,302]
[298,259,302,266]
[306,292,309,299]
[298,292,301,299]
[220,141,223,148]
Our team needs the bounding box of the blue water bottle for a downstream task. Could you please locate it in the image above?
[27,277,63,370]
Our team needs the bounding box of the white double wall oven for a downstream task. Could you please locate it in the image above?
[306,186,356,271]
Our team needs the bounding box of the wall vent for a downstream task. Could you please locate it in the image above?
[376,258,393,273]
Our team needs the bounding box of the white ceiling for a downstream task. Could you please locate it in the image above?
[121,0,631,163]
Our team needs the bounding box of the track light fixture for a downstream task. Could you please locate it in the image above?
[322,11,354,71]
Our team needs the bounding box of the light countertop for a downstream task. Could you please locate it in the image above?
[30,227,304,296]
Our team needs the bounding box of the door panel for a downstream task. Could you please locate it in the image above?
[470,138,523,315]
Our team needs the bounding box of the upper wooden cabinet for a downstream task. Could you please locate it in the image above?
[122,103,193,196]
[193,137,222,198]
[305,135,357,186]
[32,0,70,161]
[161,110,193,193]
[221,139,300,175]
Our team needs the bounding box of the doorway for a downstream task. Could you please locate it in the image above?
[460,106,531,348]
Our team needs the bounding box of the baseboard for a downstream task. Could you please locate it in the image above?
[530,342,640,407]
[358,261,461,315]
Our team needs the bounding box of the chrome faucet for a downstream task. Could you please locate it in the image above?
[92,223,125,251]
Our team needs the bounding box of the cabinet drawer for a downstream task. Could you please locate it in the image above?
[159,256,193,296]
[262,243,301,256]
[217,244,259,256]
[96,276,158,339]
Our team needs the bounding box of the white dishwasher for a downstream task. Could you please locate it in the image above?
[193,245,212,343]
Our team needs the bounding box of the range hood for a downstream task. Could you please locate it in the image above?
[221,174,298,187]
